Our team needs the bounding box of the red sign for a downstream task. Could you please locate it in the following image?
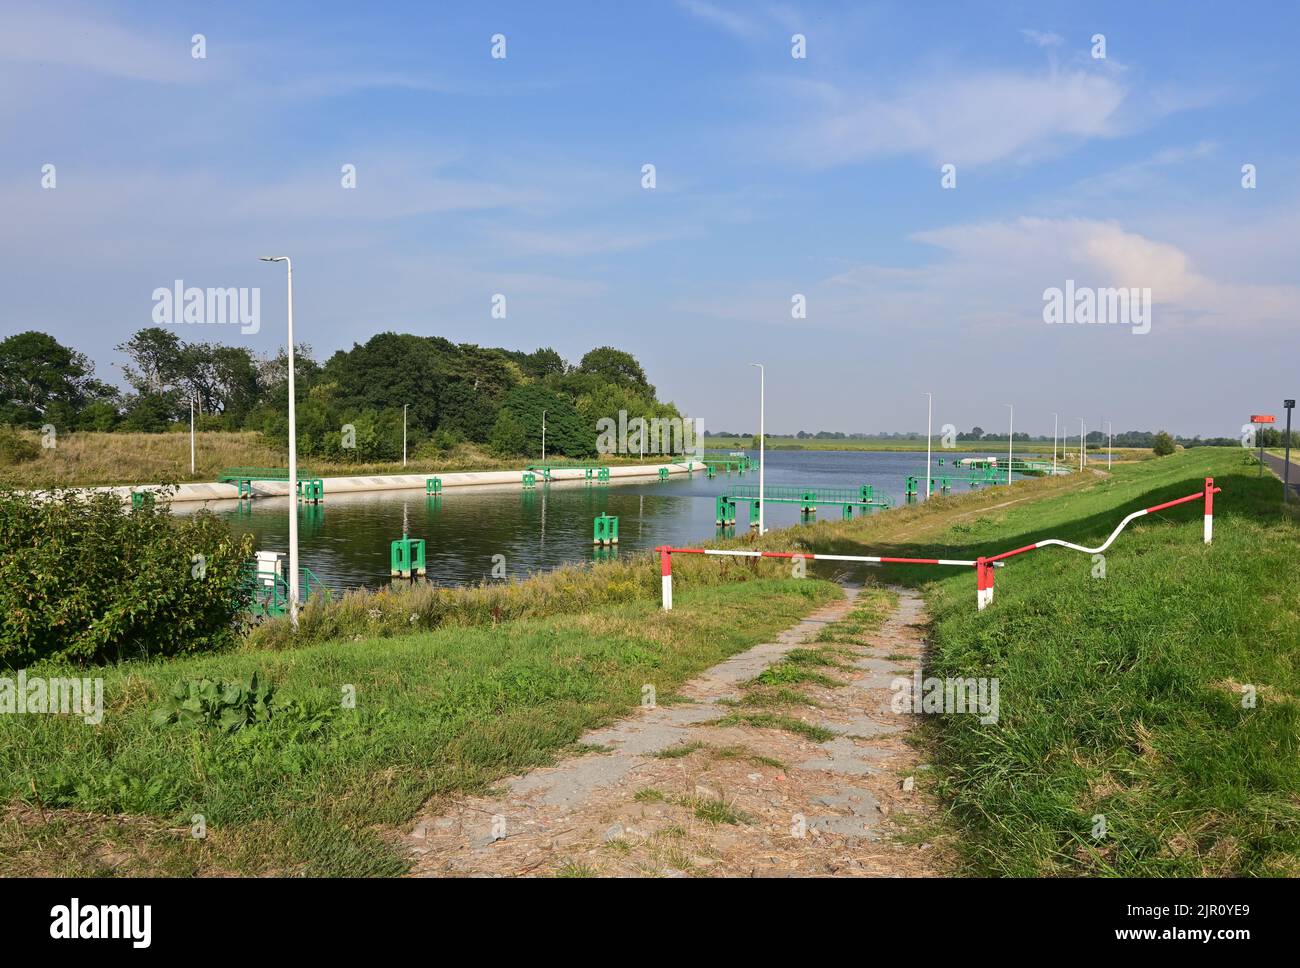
[1251,414,1276,424]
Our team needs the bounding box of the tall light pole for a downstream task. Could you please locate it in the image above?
[1051,412,1058,476]
[541,409,547,464]
[190,393,196,476]
[924,392,933,501]
[751,363,765,534]
[403,403,408,467]
[1005,404,1014,484]
[1106,420,1113,469]
[260,256,298,629]
[1079,418,1085,472]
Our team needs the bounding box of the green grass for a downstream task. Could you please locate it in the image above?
[0,578,838,876]
[903,448,1300,876]
[713,712,837,743]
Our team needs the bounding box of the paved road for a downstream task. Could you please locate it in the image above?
[1260,451,1300,501]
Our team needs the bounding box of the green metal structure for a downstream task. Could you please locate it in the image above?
[241,562,331,618]
[522,471,536,489]
[593,513,619,545]
[390,537,427,578]
[426,477,442,495]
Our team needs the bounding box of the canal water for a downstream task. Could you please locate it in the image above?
[182,451,1017,591]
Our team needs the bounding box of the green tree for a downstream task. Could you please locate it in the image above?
[576,346,652,396]
[0,331,114,428]
[488,410,527,456]
[1152,431,1176,456]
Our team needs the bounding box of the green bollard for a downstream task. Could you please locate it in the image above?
[390,537,427,578]
[658,467,669,481]
[426,477,442,495]
[597,466,610,483]
[522,471,536,489]
[748,498,761,529]
[593,513,619,545]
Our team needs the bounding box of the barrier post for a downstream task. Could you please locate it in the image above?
[658,547,673,610]
[1204,476,1214,544]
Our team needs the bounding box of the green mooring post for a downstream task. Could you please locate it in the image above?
[842,503,854,520]
[593,513,619,545]
[905,475,918,497]
[658,467,669,481]
[131,491,154,509]
[597,466,610,483]
[297,479,324,503]
[390,537,427,578]
[715,495,737,525]
[522,471,536,489]
[860,484,874,503]
[426,477,443,495]
[748,498,762,528]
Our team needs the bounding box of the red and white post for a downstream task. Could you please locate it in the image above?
[976,557,995,611]
[1203,476,1214,544]
[659,546,673,610]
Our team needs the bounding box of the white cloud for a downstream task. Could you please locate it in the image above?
[1020,29,1064,48]
[677,0,762,40]
[774,67,1130,167]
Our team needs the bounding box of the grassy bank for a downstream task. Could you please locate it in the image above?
[0,579,838,876]
[0,429,656,489]
[898,448,1299,876]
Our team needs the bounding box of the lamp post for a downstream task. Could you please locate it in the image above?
[403,403,408,467]
[1106,420,1113,470]
[1051,412,1058,476]
[541,409,547,464]
[1079,419,1085,472]
[751,363,765,534]
[925,392,933,501]
[260,256,298,629]
[1005,404,1013,484]
[190,393,196,476]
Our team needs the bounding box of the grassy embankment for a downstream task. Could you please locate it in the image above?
[0,574,840,876]
[891,447,1299,876]
[0,429,665,489]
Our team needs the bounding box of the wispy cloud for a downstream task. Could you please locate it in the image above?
[676,0,763,40]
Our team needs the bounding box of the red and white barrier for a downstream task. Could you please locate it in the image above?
[657,477,1221,613]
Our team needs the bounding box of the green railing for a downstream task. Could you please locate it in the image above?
[729,484,871,504]
[219,467,320,483]
[241,563,331,617]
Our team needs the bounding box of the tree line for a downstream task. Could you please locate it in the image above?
[0,328,683,461]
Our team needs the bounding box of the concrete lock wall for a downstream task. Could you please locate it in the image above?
[98,462,697,505]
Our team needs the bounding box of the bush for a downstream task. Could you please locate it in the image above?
[0,488,254,666]
[1152,431,1176,456]
[0,425,39,465]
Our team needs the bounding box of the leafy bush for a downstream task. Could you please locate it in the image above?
[0,425,39,465]
[150,672,274,731]
[0,487,254,666]
[1152,431,1176,456]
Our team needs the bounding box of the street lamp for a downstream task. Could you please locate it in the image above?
[751,363,765,534]
[1005,404,1014,485]
[1051,412,1058,476]
[541,409,547,464]
[1079,418,1085,472]
[260,256,298,629]
[190,393,196,476]
[924,393,933,502]
[403,403,408,467]
[1106,420,1113,470]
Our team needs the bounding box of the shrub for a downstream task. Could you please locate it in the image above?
[0,487,254,666]
[0,425,39,465]
[1152,431,1176,456]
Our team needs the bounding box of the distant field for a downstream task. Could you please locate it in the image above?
[704,435,1151,460]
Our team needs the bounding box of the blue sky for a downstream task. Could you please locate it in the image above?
[2,0,1298,436]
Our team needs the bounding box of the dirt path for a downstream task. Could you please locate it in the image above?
[404,585,945,877]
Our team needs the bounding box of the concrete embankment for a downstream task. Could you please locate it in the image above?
[101,461,697,505]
